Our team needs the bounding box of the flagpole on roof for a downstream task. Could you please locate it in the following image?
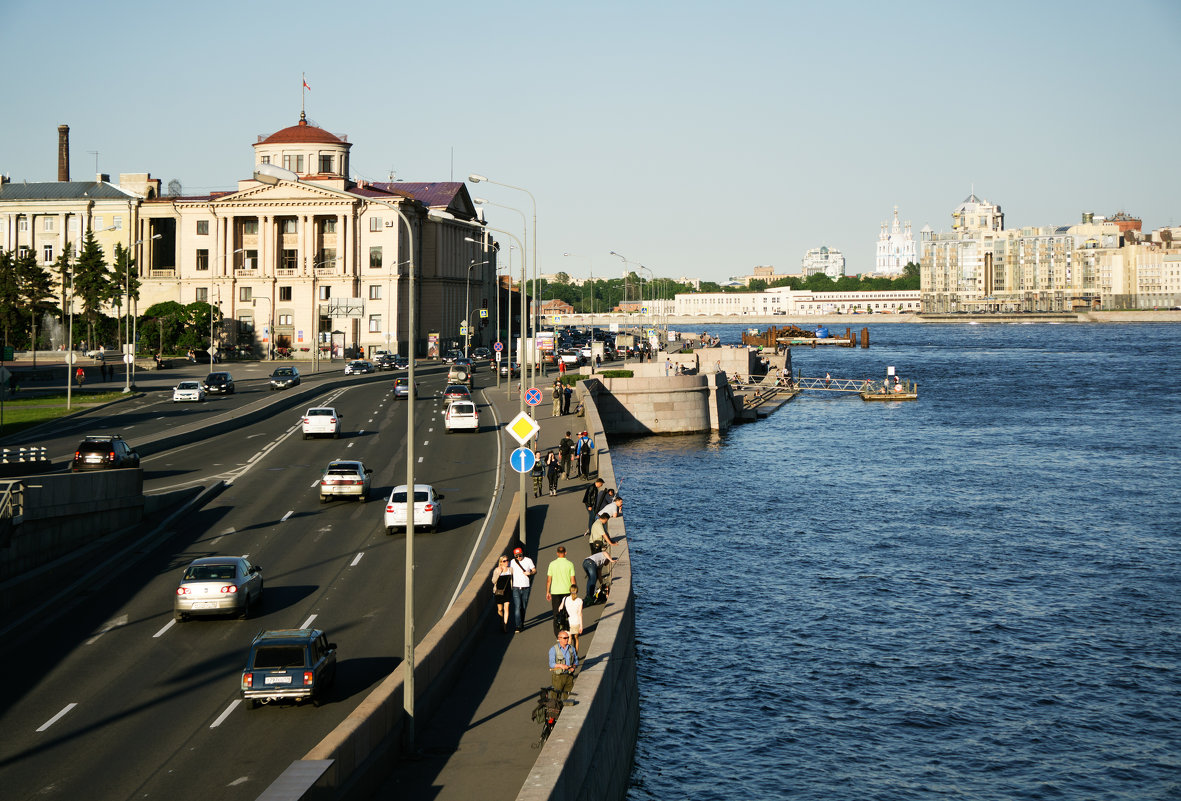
[301,72,306,116]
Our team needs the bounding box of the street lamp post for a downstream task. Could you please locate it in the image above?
[124,233,162,393]
[464,259,488,358]
[472,196,532,383]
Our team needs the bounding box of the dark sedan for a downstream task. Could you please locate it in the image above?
[241,629,337,708]
[269,366,301,390]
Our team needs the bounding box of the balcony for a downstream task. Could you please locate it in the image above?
[148,268,176,279]
[276,268,298,277]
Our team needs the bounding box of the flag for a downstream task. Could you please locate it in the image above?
[303,78,311,91]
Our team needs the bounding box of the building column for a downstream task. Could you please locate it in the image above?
[337,213,347,274]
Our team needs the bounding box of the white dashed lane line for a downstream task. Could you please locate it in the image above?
[281,510,293,522]
[347,442,354,448]
[309,480,319,489]
[86,614,128,645]
[153,619,176,638]
[37,703,77,732]
[210,700,240,728]
[299,614,317,630]
[350,553,364,567]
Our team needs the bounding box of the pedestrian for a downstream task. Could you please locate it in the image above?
[559,431,575,479]
[665,358,671,376]
[582,549,616,605]
[562,585,584,654]
[531,450,545,498]
[563,384,573,415]
[583,477,605,531]
[509,547,536,633]
[546,546,576,637]
[588,512,615,555]
[548,630,578,703]
[595,354,602,371]
[598,494,624,523]
[74,366,85,388]
[552,380,562,417]
[575,430,594,478]
[546,449,562,496]
[490,555,513,633]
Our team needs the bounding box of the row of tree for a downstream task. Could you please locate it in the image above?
[531,263,919,314]
[0,232,220,355]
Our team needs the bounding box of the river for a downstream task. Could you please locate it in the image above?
[615,322,1181,801]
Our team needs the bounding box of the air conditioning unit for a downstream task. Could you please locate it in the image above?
[385,221,395,227]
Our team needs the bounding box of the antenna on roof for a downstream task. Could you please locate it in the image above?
[87,151,99,174]
[388,168,396,182]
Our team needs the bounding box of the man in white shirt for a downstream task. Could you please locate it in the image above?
[509,546,537,633]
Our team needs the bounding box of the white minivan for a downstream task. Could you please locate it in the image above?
[302,407,342,439]
[444,400,479,433]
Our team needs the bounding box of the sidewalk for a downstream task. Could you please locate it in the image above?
[372,372,614,800]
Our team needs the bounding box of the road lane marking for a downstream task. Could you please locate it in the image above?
[228,777,249,786]
[350,553,364,567]
[210,526,235,546]
[281,510,293,522]
[310,480,319,488]
[210,700,240,728]
[299,614,317,629]
[37,703,77,732]
[86,614,128,645]
[359,429,366,434]
[418,456,423,463]
[347,442,354,448]
[423,441,429,447]
[153,619,176,638]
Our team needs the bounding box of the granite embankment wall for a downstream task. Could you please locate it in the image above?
[260,387,638,801]
[585,372,736,434]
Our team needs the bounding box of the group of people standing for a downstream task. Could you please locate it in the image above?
[530,429,595,498]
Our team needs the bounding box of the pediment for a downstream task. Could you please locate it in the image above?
[212,181,355,207]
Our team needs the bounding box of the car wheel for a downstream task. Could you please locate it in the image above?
[320,495,329,504]
[174,611,186,622]
[247,699,259,710]
[333,431,339,439]
[303,433,309,440]
[238,602,249,620]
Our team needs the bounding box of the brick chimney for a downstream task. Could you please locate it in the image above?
[58,124,70,182]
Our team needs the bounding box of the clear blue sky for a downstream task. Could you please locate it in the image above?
[2,0,1178,281]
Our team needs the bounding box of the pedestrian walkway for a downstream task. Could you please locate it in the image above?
[371,373,617,800]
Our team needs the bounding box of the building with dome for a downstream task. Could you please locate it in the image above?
[874,206,917,275]
[800,246,845,278]
[0,115,502,359]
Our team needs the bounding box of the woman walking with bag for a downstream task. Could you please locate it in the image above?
[490,555,513,633]
[546,449,562,496]
[561,585,584,654]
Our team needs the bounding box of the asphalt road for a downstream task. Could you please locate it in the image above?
[0,363,507,801]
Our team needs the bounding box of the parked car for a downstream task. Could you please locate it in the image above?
[384,484,444,534]
[393,377,417,399]
[172,380,206,403]
[302,407,342,439]
[318,459,372,503]
[444,400,479,433]
[202,371,235,394]
[269,366,301,390]
[240,628,337,708]
[344,360,374,375]
[442,384,472,405]
[71,434,140,472]
[174,555,263,621]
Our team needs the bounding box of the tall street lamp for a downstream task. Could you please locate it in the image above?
[125,233,162,393]
[468,175,542,377]
[464,260,488,358]
[472,196,534,383]
[465,236,504,391]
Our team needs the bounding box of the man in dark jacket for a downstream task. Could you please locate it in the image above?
[582,477,605,530]
[559,431,575,479]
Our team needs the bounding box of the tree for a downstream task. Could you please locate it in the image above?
[72,229,113,347]
[0,250,18,348]
[551,271,571,285]
[167,179,183,197]
[748,279,768,292]
[26,248,60,351]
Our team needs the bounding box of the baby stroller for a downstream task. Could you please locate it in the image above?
[531,686,564,748]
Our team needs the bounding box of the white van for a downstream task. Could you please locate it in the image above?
[444,400,479,433]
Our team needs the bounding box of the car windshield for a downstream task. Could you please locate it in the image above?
[274,369,295,376]
[252,645,306,669]
[177,382,199,389]
[77,442,113,454]
[185,564,236,581]
[391,491,429,503]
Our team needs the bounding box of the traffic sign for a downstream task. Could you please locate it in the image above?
[479,309,489,319]
[460,322,468,334]
[509,447,536,474]
[506,412,540,444]
[493,342,504,352]
[525,387,543,407]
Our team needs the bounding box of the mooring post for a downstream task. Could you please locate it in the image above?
[861,327,870,348]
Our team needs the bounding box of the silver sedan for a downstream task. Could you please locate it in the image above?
[319,460,372,503]
[174,556,263,621]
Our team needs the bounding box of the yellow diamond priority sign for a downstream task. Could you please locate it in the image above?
[507,412,540,445]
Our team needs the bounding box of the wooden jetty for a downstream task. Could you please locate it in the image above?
[742,325,870,349]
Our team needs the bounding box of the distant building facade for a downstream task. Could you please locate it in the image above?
[729,264,796,286]
[673,287,920,316]
[875,206,916,275]
[801,246,845,279]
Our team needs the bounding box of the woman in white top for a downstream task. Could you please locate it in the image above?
[562,585,585,654]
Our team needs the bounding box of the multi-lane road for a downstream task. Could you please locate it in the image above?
[0,362,507,800]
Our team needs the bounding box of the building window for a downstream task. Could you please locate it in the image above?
[44,217,54,232]
[316,248,336,269]
[196,249,209,270]
[197,220,209,235]
[369,314,382,333]
[242,219,259,235]
[195,287,208,302]
[369,217,382,232]
[114,216,123,230]
[279,314,293,325]
[282,249,298,270]
[322,218,337,234]
[369,285,382,300]
[319,286,331,301]
[319,154,333,173]
[43,244,53,263]
[243,249,258,268]
[281,218,296,234]
[238,314,254,333]
[283,155,291,171]
[369,246,382,268]
[260,156,270,165]
[240,286,253,302]
[279,286,292,302]
[69,218,78,233]
[18,246,28,258]
[18,218,28,232]
[94,216,103,230]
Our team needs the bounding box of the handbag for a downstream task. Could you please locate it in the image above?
[555,598,570,631]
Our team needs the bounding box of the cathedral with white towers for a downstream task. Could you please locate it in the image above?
[875,206,917,275]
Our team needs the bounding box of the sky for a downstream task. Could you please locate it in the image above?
[2,0,1179,281]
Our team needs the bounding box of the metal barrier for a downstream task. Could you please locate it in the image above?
[1,447,50,464]
[1,479,24,527]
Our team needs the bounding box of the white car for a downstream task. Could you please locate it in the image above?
[444,400,479,433]
[172,381,206,402]
[319,460,372,503]
[384,484,444,534]
[302,407,342,439]
[344,360,374,375]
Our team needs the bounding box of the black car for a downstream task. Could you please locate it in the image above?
[71,434,140,471]
[269,367,301,390]
[375,354,396,371]
[442,349,463,364]
[202,371,235,394]
[241,628,337,708]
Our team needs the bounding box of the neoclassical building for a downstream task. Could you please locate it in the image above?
[1,115,498,358]
[874,206,916,275]
[800,246,845,279]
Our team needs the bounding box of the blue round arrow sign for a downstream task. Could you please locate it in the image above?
[510,447,536,474]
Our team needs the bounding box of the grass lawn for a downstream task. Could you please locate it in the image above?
[0,391,127,437]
